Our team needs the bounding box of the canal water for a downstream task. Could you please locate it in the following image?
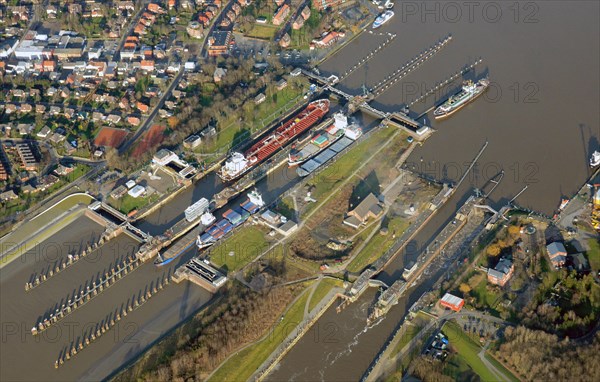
[2,3,597,381]
[0,213,212,381]
[266,1,599,380]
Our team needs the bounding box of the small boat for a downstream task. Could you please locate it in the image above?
[372,10,394,29]
[590,150,600,167]
[558,198,569,211]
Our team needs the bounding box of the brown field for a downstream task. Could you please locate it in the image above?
[131,125,166,158]
[94,127,129,148]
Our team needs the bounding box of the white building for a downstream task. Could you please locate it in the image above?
[128,185,146,198]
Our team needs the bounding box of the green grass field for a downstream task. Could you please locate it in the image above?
[442,321,496,381]
[442,321,518,382]
[208,286,312,381]
[209,226,269,273]
[111,193,160,215]
[307,127,398,203]
[198,81,308,158]
[246,24,278,40]
[471,277,501,310]
[587,238,600,272]
[307,277,342,312]
[347,216,409,273]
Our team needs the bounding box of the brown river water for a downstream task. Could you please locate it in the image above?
[1,2,597,381]
[266,1,599,381]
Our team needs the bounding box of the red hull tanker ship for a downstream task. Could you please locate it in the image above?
[218,99,330,181]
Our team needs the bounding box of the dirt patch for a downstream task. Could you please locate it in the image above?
[94,127,129,148]
[290,185,356,260]
[131,125,166,158]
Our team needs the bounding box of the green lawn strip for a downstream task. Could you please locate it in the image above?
[209,225,269,273]
[441,321,498,382]
[390,322,423,357]
[484,353,520,382]
[390,311,434,357]
[0,193,94,250]
[307,277,342,312]
[208,285,313,382]
[0,209,85,269]
[110,193,161,215]
[586,238,600,272]
[246,24,278,39]
[347,217,409,273]
[304,127,397,216]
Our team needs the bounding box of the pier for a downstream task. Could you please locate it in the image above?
[369,35,453,97]
[408,58,484,108]
[339,32,398,82]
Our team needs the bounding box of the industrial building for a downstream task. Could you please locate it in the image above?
[439,293,464,312]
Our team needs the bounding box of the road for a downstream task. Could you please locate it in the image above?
[273,0,310,43]
[366,310,511,382]
[118,68,185,154]
[478,340,512,382]
[114,1,150,60]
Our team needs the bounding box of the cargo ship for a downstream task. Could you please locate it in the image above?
[296,124,363,177]
[154,210,216,266]
[372,10,394,29]
[196,190,265,249]
[218,99,330,182]
[590,150,600,167]
[288,113,349,167]
[433,78,490,119]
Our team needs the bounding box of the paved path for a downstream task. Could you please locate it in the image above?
[478,340,512,382]
[304,275,323,319]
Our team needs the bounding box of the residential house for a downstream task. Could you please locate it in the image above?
[292,16,304,30]
[127,116,141,126]
[279,33,291,48]
[301,5,311,20]
[569,253,589,272]
[313,31,345,47]
[213,67,227,82]
[546,242,567,269]
[183,134,202,149]
[276,79,288,90]
[343,193,383,229]
[0,190,18,201]
[137,102,150,114]
[254,93,266,104]
[107,114,122,124]
[19,104,33,114]
[487,257,514,286]
[273,4,290,26]
[54,164,74,176]
[36,126,51,138]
